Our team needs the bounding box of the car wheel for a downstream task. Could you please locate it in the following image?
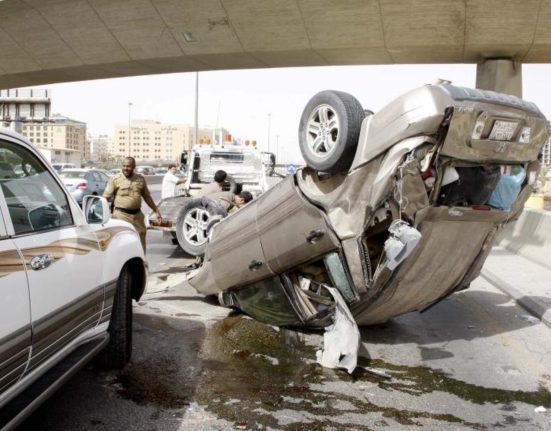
[97,266,132,368]
[298,90,365,173]
[175,198,212,256]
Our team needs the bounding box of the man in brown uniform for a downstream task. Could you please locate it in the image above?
[104,157,162,252]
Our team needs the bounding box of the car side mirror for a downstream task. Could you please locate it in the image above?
[83,195,111,224]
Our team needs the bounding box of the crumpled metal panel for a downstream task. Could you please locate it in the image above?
[352,213,497,325]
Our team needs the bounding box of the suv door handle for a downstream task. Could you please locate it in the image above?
[248,260,263,271]
[30,253,54,271]
[306,229,325,244]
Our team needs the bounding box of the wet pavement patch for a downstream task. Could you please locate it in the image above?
[116,313,551,430]
[366,359,551,407]
[115,313,206,408]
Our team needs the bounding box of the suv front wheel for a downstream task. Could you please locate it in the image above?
[97,266,132,368]
[298,90,365,174]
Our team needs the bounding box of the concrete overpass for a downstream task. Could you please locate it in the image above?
[0,0,549,95]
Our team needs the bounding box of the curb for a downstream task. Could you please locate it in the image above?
[480,267,551,329]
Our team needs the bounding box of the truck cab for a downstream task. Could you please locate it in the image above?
[181,144,268,196]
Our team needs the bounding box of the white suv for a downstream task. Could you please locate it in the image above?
[0,129,147,429]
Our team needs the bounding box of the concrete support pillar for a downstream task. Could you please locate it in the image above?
[476,59,522,97]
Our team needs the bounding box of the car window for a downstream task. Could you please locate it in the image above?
[92,172,101,182]
[0,140,73,235]
[58,170,86,179]
[99,172,109,182]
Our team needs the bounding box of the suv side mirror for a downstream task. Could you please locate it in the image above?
[83,195,111,224]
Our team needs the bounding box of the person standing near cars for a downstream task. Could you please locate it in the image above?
[201,169,227,196]
[161,163,187,199]
[104,157,162,252]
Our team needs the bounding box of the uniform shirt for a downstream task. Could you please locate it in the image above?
[103,173,151,210]
[161,171,180,199]
[200,181,222,196]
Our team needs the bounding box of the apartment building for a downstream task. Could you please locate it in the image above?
[542,137,551,168]
[111,120,228,162]
[1,88,89,161]
[89,134,111,161]
[20,116,88,160]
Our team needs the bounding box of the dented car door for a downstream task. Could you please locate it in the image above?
[256,177,340,274]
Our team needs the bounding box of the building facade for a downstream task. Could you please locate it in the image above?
[0,88,51,122]
[542,137,551,168]
[89,134,111,162]
[1,88,89,164]
[19,116,88,160]
[110,120,229,163]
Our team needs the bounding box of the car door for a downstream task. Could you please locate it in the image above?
[208,198,275,289]
[98,172,109,195]
[89,171,101,194]
[256,177,340,274]
[0,138,105,375]
[0,205,31,396]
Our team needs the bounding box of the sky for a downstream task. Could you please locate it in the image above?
[29,63,551,163]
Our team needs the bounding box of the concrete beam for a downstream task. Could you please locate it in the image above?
[476,59,522,97]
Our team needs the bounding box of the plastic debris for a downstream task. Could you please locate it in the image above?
[382,220,422,271]
[360,366,392,380]
[316,287,360,374]
[516,314,541,325]
[534,406,547,413]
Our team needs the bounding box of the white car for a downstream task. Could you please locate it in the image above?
[0,129,147,429]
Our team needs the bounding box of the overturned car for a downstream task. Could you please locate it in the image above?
[189,83,547,347]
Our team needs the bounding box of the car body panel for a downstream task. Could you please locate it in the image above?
[189,84,549,334]
[207,198,274,291]
[0,240,31,395]
[255,176,340,273]
[11,225,105,373]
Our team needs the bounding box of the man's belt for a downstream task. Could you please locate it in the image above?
[114,207,141,215]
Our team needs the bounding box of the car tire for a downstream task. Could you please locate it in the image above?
[175,198,213,256]
[97,266,132,368]
[298,90,365,173]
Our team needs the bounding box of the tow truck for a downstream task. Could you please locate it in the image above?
[148,142,268,256]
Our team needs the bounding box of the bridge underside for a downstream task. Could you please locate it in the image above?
[0,1,547,92]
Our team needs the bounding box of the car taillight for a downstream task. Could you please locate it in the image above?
[76,182,87,189]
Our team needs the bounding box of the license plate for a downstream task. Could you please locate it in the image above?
[488,120,517,141]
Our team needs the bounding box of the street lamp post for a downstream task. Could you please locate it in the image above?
[267,113,272,153]
[194,72,199,148]
[128,102,133,156]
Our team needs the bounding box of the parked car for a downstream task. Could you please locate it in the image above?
[136,165,155,175]
[51,162,76,171]
[106,168,121,176]
[189,84,548,333]
[0,129,146,428]
[58,168,109,205]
